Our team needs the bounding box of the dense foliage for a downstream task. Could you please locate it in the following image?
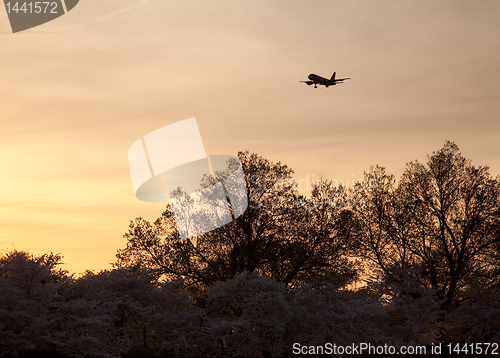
[2,142,500,357]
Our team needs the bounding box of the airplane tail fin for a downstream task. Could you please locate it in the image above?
[330,72,336,81]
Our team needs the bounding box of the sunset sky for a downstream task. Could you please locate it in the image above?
[1,0,500,273]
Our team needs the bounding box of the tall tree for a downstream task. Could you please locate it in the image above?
[115,151,356,290]
[398,141,500,307]
[353,142,500,309]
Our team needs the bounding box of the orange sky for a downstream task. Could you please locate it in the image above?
[1,0,500,273]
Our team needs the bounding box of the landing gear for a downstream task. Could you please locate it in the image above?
[314,85,317,88]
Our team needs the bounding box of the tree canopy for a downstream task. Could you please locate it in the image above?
[349,141,500,309]
[115,150,357,290]
[3,141,500,357]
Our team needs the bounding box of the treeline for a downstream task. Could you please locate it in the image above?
[1,141,500,357]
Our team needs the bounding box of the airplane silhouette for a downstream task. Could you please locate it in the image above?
[300,72,351,88]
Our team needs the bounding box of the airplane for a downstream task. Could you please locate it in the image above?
[300,72,351,88]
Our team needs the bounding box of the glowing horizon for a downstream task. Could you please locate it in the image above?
[1,0,500,273]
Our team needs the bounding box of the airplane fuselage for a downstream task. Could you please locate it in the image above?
[301,72,351,88]
[308,74,329,83]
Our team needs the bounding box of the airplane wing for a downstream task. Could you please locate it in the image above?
[300,81,314,85]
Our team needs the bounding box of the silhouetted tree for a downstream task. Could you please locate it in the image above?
[351,141,500,311]
[0,250,68,355]
[192,271,292,358]
[50,269,201,358]
[4,141,500,356]
[115,151,356,291]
